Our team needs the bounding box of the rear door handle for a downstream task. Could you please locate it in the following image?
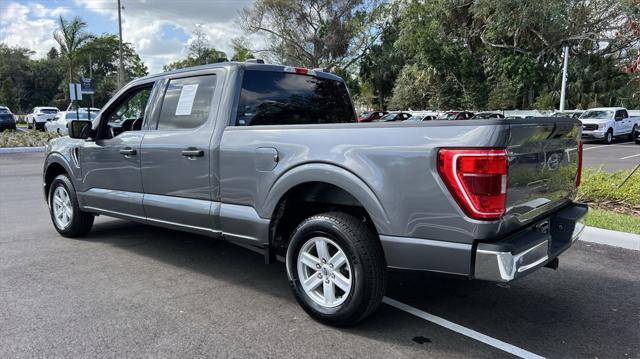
[181,148,204,157]
[119,147,137,156]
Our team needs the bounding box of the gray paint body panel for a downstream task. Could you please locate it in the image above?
[44,62,583,276]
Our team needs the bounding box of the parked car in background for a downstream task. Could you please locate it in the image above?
[357,111,388,122]
[471,112,505,120]
[579,107,639,144]
[375,112,412,122]
[405,114,437,122]
[26,107,60,130]
[552,110,583,119]
[44,62,587,326]
[45,109,99,135]
[438,111,474,120]
[0,106,17,131]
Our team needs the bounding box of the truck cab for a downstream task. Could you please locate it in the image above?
[579,107,640,144]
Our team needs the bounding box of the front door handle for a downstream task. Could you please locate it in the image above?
[181,147,204,157]
[119,147,137,156]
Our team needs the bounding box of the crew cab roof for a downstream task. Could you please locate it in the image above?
[137,62,345,83]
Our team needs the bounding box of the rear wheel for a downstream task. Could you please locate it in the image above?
[48,174,94,237]
[604,129,614,144]
[286,212,386,326]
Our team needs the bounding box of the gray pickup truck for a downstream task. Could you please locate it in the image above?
[43,62,587,325]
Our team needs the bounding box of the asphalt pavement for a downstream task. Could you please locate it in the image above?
[582,140,640,171]
[1,152,639,358]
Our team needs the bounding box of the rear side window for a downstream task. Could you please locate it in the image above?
[236,70,355,126]
[157,75,216,130]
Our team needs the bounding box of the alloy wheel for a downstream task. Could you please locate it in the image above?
[296,236,352,308]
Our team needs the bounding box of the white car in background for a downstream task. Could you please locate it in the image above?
[45,109,99,135]
[26,107,60,131]
[579,107,640,144]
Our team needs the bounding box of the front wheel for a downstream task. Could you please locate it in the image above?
[604,129,614,144]
[286,212,386,326]
[48,174,94,237]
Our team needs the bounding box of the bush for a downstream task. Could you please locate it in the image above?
[577,168,640,210]
[0,129,61,147]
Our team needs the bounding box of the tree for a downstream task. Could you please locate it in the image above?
[359,11,404,109]
[77,35,148,106]
[239,0,387,71]
[163,48,228,71]
[0,79,19,111]
[230,38,254,61]
[53,16,92,101]
[47,47,59,60]
[188,25,210,64]
[487,77,517,110]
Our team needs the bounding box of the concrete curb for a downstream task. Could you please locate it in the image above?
[0,146,45,154]
[580,226,640,251]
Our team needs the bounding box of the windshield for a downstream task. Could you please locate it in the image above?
[0,113,13,120]
[580,110,612,119]
[438,113,458,120]
[473,113,492,119]
[375,114,397,122]
[40,109,58,114]
[359,112,371,117]
[0,108,9,114]
[65,112,95,120]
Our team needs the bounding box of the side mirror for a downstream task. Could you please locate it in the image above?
[68,120,93,139]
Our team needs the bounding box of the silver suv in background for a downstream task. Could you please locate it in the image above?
[43,62,587,326]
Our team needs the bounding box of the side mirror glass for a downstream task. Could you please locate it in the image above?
[68,120,93,139]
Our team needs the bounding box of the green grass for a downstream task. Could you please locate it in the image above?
[584,208,640,235]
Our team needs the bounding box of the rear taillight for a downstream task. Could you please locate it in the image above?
[437,148,508,220]
[575,141,583,187]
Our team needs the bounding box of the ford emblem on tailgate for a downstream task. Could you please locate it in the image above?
[547,152,561,171]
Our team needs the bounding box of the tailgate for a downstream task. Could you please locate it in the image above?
[505,118,581,223]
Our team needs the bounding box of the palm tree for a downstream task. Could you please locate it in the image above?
[53,16,92,96]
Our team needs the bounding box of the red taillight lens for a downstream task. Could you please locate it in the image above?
[575,141,583,187]
[437,148,508,220]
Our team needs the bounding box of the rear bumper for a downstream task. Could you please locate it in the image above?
[473,203,588,282]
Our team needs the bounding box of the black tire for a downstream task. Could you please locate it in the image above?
[27,120,32,129]
[48,174,94,237]
[629,125,638,141]
[604,129,614,144]
[286,212,386,326]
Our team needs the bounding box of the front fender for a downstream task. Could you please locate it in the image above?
[261,163,392,235]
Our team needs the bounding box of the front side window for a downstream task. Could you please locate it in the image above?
[236,70,355,126]
[157,75,216,130]
[102,85,152,138]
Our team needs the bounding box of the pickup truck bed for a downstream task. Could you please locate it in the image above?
[43,62,587,325]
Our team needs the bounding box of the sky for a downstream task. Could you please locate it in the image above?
[0,0,256,73]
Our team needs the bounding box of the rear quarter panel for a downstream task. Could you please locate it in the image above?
[219,121,510,244]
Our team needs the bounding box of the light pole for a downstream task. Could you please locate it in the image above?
[559,44,569,112]
[117,0,124,89]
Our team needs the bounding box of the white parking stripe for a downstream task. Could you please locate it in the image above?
[620,153,640,160]
[383,297,546,359]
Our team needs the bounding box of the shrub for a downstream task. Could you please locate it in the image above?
[0,129,61,147]
[577,168,640,208]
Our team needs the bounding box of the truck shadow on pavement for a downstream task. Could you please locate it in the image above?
[84,218,640,358]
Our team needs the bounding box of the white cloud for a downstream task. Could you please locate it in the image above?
[73,0,256,73]
[0,2,68,58]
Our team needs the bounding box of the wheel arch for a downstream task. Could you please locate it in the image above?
[43,155,75,202]
[262,163,391,258]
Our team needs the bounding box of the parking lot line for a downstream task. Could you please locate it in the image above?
[620,153,640,160]
[383,297,545,359]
